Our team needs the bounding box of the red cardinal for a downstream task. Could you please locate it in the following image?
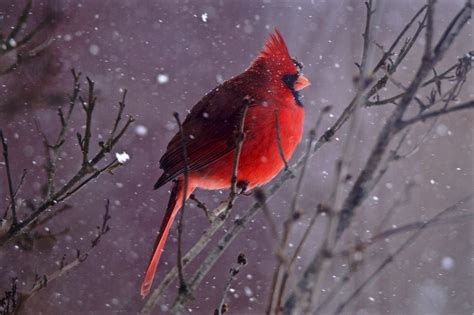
[141,29,310,297]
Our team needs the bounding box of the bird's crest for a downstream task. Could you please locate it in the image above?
[258,29,291,62]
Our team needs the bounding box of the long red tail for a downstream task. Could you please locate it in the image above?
[141,178,195,298]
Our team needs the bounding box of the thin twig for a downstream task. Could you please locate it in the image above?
[0,75,133,246]
[267,105,329,314]
[334,195,473,314]
[2,169,27,220]
[215,253,247,315]
[170,96,252,313]
[335,0,471,239]
[0,130,18,225]
[228,96,253,208]
[254,188,279,240]
[3,0,32,49]
[274,110,290,171]
[173,112,189,293]
[14,200,112,313]
[80,77,96,166]
[401,99,474,127]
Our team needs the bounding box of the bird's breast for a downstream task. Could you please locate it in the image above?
[191,101,304,191]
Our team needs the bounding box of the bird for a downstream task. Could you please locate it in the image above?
[141,29,311,297]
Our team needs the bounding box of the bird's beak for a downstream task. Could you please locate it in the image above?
[294,74,311,91]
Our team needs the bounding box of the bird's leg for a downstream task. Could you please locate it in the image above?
[211,181,251,219]
[237,180,250,195]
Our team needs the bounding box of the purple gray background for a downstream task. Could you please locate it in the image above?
[0,0,473,314]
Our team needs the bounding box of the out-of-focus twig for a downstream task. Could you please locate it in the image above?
[173,112,189,293]
[0,130,18,226]
[0,71,134,246]
[334,195,473,314]
[13,200,112,313]
[215,253,247,315]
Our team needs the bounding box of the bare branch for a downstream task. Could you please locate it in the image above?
[173,112,189,293]
[14,200,112,313]
[0,130,18,225]
[4,0,32,48]
[334,195,473,314]
[401,99,474,127]
[215,253,247,315]
[228,96,253,207]
[0,74,133,246]
[336,0,471,239]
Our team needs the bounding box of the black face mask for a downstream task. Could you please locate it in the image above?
[282,73,303,107]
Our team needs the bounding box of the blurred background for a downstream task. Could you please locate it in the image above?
[0,0,472,314]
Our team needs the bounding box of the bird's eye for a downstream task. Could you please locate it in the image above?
[292,58,303,72]
[282,74,298,90]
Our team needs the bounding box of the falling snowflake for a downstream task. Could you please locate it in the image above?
[89,44,100,55]
[134,125,148,136]
[157,74,169,84]
[441,256,454,270]
[115,152,130,164]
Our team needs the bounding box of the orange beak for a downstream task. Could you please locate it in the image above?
[294,74,311,91]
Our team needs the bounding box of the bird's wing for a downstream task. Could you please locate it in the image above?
[154,80,253,189]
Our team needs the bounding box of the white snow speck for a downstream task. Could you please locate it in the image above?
[369,296,375,302]
[165,121,176,131]
[372,196,379,201]
[244,286,253,297]
[430,179,436,185]
[157,74,169,84]
[115,152,130,164]
[334,63,340,68]
[201,13,208,23]
[64,34,72,41]
[441,256,454,270]
[436,124,449,136]
[134,125,148,137]
[8,38,17,47]
[89,44,100,55]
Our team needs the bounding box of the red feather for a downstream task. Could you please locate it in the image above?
[141,29,310,297]
[259,29,291,60]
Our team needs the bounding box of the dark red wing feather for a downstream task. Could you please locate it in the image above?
[154,79,253,189]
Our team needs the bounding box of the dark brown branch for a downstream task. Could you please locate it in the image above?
[173,112,189,293]
[4,0,32,48]
[55,159,119,203]
[0,130,18,225]
[2,169,27,220]
[79,77,97,165]
[0,76,133,246]
[14,200,112,313]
